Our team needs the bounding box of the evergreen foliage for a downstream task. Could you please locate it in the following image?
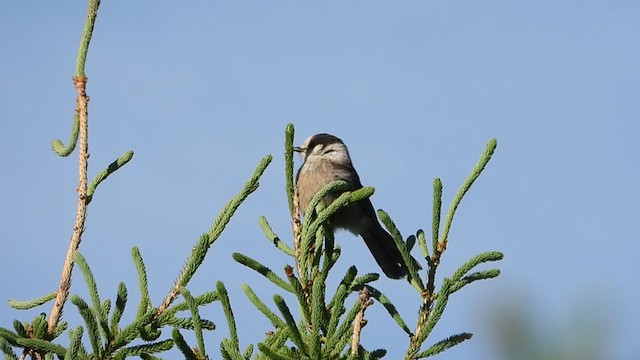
[1,1,503,359]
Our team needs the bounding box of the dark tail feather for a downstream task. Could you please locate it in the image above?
[360,223,408,279]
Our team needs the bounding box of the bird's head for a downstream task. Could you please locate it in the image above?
[294,133,351,164]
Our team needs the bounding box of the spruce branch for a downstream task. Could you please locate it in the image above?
[310,278,326,358]
[11,338,66,358]
[157,155,272,315]
[449,269,502,294]
[285,266,312,325]
[154,290,219,335]
[259,328,291,356]
[241,285,285,329]
[451,251,504,282]
[51,113,79,157]
[67,327,83,360]
[1,342,16,360]
[112,308,156,349]
[319,234,340,285]
[326,266,357,342]
[172,328,199,360]
[220,338,245,360]
[86,150,134,204]
[404,139,500,359]
[326,299,361,356]
[440,139,497,245]
[110,282,127,334]
[299,181,354,275]
[350,274,380,288]
[259,216,294,256]
[8,293,56,311]
[273,295,308,356]
[285,123,296,214]
[232,253,293,293]
[48,0,133,336]
[70,295,102,357]
[180,287,206,358]
[420,279,453,347]
[48,72,90,336]
[52,322,68,341]
[257,342,298,360]
[0,328,18,347]
[162,317,216,331]
[377,210,424,292]
[302,186,374,247]
[131,247,152,320]
[75,0,100,77]
[431,179,442,253]
[310,226,328,272]
[217,281,241,355]
[50,0,102,156]
[12,322,26,339]
[415,332,473,358]
[74,252,112,342]
[30,313,49,345]
[242,344,255,359]
[111,340,173,360]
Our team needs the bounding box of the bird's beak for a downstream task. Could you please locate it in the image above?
[293,146,303,153]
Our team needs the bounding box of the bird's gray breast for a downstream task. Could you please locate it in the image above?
[296,158,369,234]
[297,159,343,214]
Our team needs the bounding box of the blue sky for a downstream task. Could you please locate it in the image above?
[1,1,639,359]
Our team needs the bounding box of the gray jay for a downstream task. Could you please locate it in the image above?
[294,133,408,279]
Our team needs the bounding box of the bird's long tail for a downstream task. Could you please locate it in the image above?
[360,223,408,279]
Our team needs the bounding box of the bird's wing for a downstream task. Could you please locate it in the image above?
[332,161,363,189]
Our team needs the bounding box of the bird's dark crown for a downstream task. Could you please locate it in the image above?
[305,133,344,150]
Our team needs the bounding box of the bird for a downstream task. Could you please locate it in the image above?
[294,133,408,279]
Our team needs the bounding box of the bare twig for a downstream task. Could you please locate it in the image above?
[292,188,304,280]
[351,286,373,355]
[47,76,90,334]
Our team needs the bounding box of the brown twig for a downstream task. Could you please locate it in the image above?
[351,286,373,355]
[292,188,304,280]
[409,298,431,356]
[156,241,200,316]
[156,271,185,316]
[47,76,90,334]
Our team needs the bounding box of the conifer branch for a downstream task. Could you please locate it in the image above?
[67,327,83,360]
[440,139,497,245]
[131,247,152,320]
[259,216,294,256]
[273,295,307,356]
[8,293,56,311]
[86,150,134,204]
[48,0,134,336]
[241,285,285,329]
[110,282,127,333]
[180,288,206,357]
[405,139,501,359]
[157,155,272,315]
[232,253,293,293]
[285,123,296,215]
[217,281,241,355]
[48,72,90,336]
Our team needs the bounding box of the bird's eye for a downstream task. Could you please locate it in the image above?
[324,149,336,154]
